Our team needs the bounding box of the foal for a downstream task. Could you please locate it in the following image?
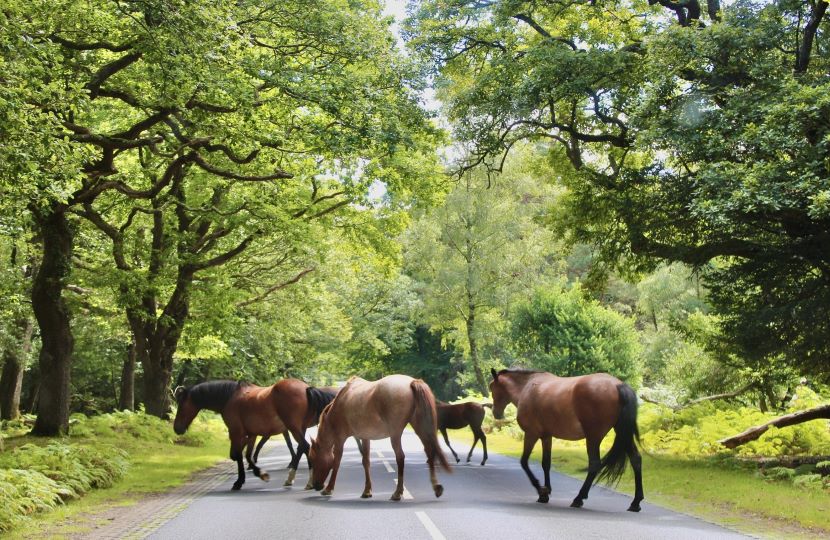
[309,375,451,500]
[436,400,490,465]
[489,368,644,511]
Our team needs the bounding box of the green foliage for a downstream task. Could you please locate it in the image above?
[510,283,642,385]
[0,469,65,533]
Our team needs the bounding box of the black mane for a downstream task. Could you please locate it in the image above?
[306,386,337,426]
[498,368,544,375]
[187,380,248,412]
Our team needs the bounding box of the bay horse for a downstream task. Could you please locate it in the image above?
[308,375,451,500]
[245,386,341,469]
[173,379,336,490]
[436,400,491,465]
[489,368,644,511]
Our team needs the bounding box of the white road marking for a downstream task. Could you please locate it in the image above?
[415,511,447,540]
[381,459,395,473]
[375,450,385,458]
[393,479,413,499]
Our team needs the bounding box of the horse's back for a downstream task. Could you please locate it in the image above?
[225,384,287,436]
[336,375,418,439]
[522,373,623,440]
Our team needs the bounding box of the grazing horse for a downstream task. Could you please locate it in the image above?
[489,368,644,512]
[308,375,451,500]
[436,400,491,465]
[173,379,336,490]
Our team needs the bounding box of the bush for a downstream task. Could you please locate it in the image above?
[762,467,796,481]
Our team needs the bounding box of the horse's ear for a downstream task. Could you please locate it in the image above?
[490,368,498,380]
[173,386,186,401]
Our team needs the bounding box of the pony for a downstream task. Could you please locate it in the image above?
[173,379,335,490]
[308,375,451,500]
[244,386,340,470]
[489,368,644,511]
[435,400,491,465]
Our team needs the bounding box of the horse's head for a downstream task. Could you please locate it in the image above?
[308,436,334,491]
[172,386,199,435]
[489,368,509,420]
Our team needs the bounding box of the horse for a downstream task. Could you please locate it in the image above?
[173,379,336,490]
[244,386,341,469]
[436,400,491,465]
[308,375,451,500]
[489,368,644,512]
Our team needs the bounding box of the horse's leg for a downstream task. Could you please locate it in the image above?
[245,436,256,470]
[282,432,296,466]
[390,434,406,501]
[540,436,552,503]
[229,433,247,491]
[360,439,372,498]
[285,427,309,486]
[322,443,344,496]
[627,446,644,512]
[478,427,488,466]
[519,434,547,502]
[253,435,270,463]
[441,428,460,463]
[244,436,270,482]
[571,437,602,508]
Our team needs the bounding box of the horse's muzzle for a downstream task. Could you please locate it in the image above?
[173,425,187,435]
[493,410,504,420]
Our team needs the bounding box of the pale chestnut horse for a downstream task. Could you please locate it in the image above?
[309,375,451,500]
[489,368,644,511]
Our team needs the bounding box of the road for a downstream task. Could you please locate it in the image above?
[148,430,750,540]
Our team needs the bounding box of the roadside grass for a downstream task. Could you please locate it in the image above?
[449,429,830,539]
[2,412,227,538]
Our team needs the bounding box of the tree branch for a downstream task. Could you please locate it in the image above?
[236,267,316,307]
[719,404,830,448]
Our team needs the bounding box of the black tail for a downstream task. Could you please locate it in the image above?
[306,386,337,426]
[596,383,640,486]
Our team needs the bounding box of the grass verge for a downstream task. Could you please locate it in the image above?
[449,429,830,539]
[1,412,227,538]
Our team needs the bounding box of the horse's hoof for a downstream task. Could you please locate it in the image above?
[570,498,584,508]
[433,484,444,498]
[480,461,486,466]
[456,458,461,463]
[322,489,332,496]
[304,481,314,490]
[260,473,270,482]
[390,492,402,501]
[231,483,243,491]
[537,494,549,503]
[627,503,642,512]
[361,492,372,499]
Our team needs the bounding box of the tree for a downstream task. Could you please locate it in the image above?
[404,154,557,394]
[407,0,830,382]
[510,284,642,384]
[2,0,439,427]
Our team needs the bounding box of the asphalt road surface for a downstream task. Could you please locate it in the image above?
[148,430,750,540]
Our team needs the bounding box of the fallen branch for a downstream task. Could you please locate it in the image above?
[719,404,830,449]
[640,383,754,411]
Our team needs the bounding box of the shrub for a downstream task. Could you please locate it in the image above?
[792,474,824,491]
[762,467,795,481]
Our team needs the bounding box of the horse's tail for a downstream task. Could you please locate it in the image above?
[306,386,337,426]
[410,379,452,473]
[596,383,640,487]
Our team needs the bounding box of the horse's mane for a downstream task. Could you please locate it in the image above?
[188,380,248,412]
[306,386,337,425]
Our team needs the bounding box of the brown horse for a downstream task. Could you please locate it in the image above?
[489,368,644,512]
[436,400,490,465]
[308,375,451,500]
[245,386,341,469]
[173,379,336,490]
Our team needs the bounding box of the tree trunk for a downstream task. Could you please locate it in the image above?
[139,271,192,418]
[0,318,34,420]
[118,341,136,411]
[719,404,830,448]
[30,207,75,436]
[466,305,488,397]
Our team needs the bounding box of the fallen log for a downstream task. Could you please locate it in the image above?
[719,404,830,449]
